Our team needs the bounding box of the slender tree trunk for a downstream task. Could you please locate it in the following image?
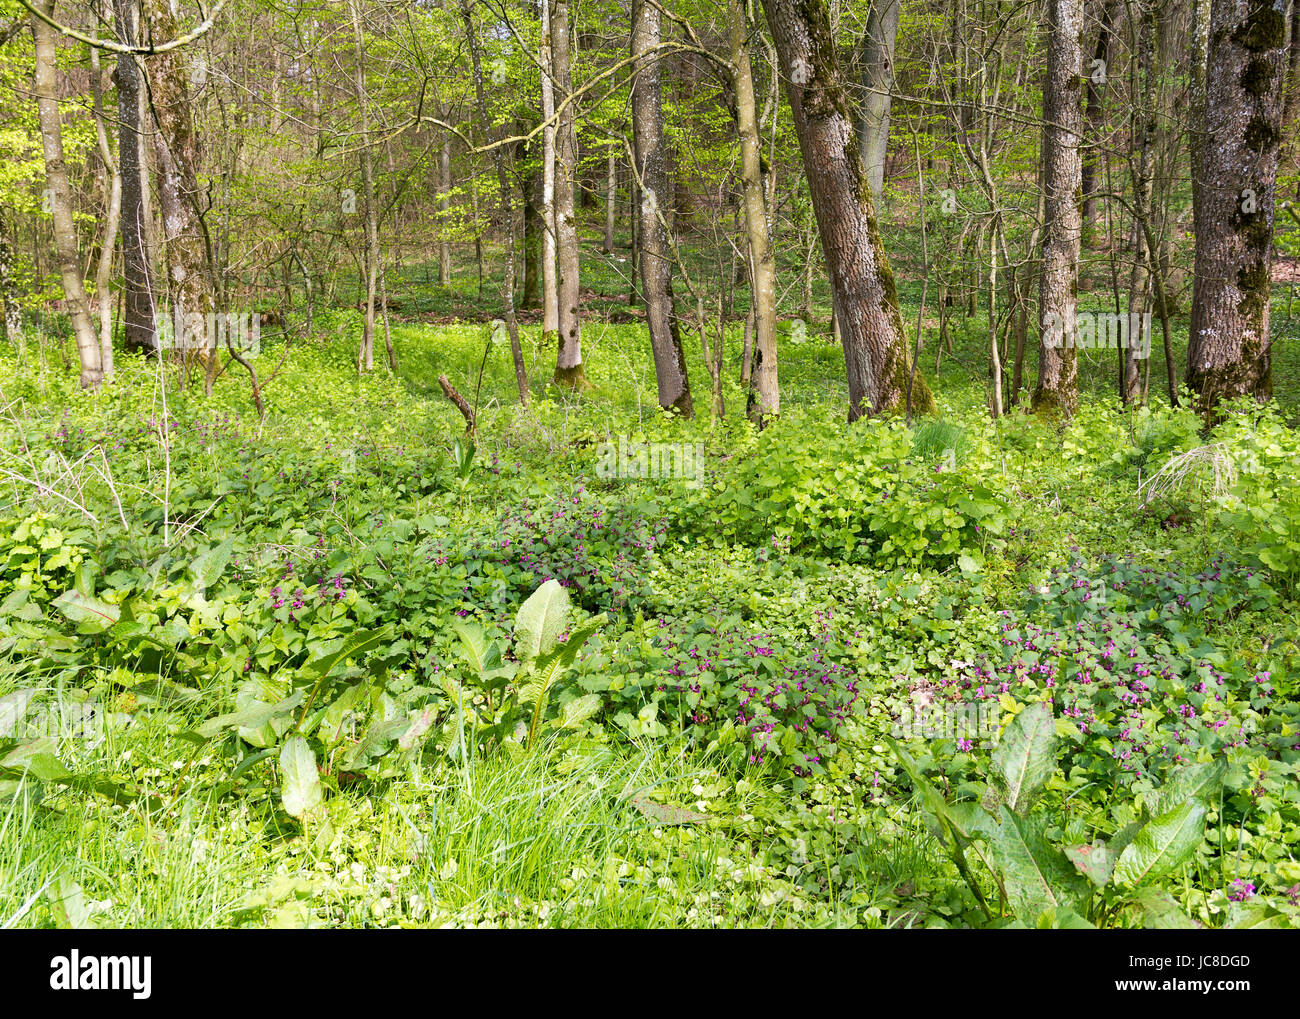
[731,0,778,423]
[1031,0,1084,419]
[32,0,102,388]
[519,132,542,308]
[631,0,693,416]
[856,0,900,200]
[552,0,585,386]
[350,0,379,371]
[462,0,529,405]
[1081,0,1114,240]
[0,212,19,349]
[540,0,559,344]
[603,148,617,253]
[1188,0,1286,415]
[115,0,155,355]
[438,132,452,286]
[760,0,934,419]
[90,47,120,383]
[1122,1,1157,406]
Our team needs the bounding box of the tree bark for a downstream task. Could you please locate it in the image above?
[1031,0,1084,420]
[1188,0,1286,415]
[631,0,694,416]
[540,0,560,343]
[760,0,933,419]
[349,0,380,371]
[90,46,120,383]
[856,0,899,200]
[730,0,779,423]
[1080,0,1114,240]
[552,0,585,387]
[114,0,156,355]
[438,132,452,286]
[32,0,102,389]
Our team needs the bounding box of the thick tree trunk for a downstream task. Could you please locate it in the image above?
[1031,0,1084,420]
[32,0,102,389]
[142,0,214,388]
[631,0,693,416]
[1188,0,1286,414]
[114,0,156,355]
[552,0,585,387]
[760,0,933,419]
[856,0,900,200]
[730,0,778,423]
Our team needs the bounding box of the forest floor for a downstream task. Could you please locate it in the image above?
[0,240,1299,928]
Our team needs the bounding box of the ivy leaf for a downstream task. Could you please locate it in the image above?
[1113,799,1207,888]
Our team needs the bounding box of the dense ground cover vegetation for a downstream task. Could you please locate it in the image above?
[3,270,1299,929]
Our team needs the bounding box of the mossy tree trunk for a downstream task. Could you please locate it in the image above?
[760,0,934,420]
[1188,0,1286,416]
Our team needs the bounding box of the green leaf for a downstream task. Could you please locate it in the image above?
[1113,799,1207,888]
[1133,888,1198,929]
[452,620,500,677]
[188,691,304,741]
[189,538,235,591]
[1227,900,1289,929]
[279,737,323,819]
[513,579,570,663]
[51,590,120,630]
[985,805,1088,921]
[989,701,1056,814]
[1065,840,1117,889]
[558,693,602,729]
[630,797,710,825]
[48,873,96,930]
[1146,760,1227,818]
[297,626,392,685]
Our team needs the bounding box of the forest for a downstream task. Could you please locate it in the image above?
[0,0,1297,935]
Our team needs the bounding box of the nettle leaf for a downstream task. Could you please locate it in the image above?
[51,590,120,631]
[279,737,323,820]
[513,579,570,663]
[985,805,1088,921]
[1145,760,1227,819]
[988,701,1056,814]
[1113,799,1207,888]
[1133,888,1199,929]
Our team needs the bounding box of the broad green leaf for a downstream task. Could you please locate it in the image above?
[48,873,95,930]
[189,538,234,591]
[558,693,602,729]
[630,797,710,825]
[885,736,956,834]
[279,737,322,819]
[51,590,120,630]
[1133,888,1198,929]
[189,691,304,741]
[1113,799,1207,888]
[985,805,1088,921]
[297,626,392,685]
[1146,761,1227,819]
[513,579,570,662]
[1227,900,1288,929]
[1033,905,1096,928]
[989,701,1056,814]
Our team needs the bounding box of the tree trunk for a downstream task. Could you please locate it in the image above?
[1188,0,1286,415]
[1122,0,1157,407]
[856,0,899,200]
[603,148,617,253]
[519,132,542,308]
[438,132,452,286]
[1081,0,1114,241]
[552,0,585,387]
[0,213,22,349]
[90,46,120,383]
[760,0,933,419]
[462,0,529,405]
[631,0,693,416]
[32,0,102,389]
[114,0,156,355]
[730,0,779,423]
[350,0,379,372]
[1031,0,1084,420]
[142,0,213,388]
[540,0,559,345]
